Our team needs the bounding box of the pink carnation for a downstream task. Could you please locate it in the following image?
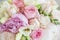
[0,24,7,33]
[30,29,42,40]
[0,13,28,33]
[12,13,28,25]
[24,5,39,19]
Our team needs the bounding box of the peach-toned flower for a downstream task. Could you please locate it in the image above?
[13,0,25,13]
[13,0,24,7]
[24,5,39,19]
[28,18,40,30]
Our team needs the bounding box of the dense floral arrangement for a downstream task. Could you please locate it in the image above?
[0,0,60,40]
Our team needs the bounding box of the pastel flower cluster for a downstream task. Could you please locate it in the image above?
[0,0,60,40]
[0,0,42,40]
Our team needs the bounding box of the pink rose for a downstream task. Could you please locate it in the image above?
[1,13,28,33]
[30,29,42,40]
[13,0,25,13]
[13,0,24,7]
[24,5,39,19]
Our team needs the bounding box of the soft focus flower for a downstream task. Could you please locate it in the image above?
[13,0,24,7]
[13,0,25,13]
[12,13,28,25]
[19,25,32,36]
[30,28,42,40]
[16,25,34,40]
[3,13,28,33]
[29,18,40,29]
[24,5,39,19]
[39,15,50,28]
[41,0,58,13]
[0,24,7,33]
[40,15,50,26]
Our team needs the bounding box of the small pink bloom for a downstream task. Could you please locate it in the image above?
[30,29,42,40]
[24,5,39,19]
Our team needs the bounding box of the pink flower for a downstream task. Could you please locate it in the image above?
[13,0,24,7]
[13,0,25,13]
[24,5,39,19]
[3,13,28,33]
[0,24,7,33]
[12,13,28,25]
[30,29,42,40]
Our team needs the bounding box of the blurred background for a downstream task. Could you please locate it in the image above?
[55,0,60,10]
[0,0,60,9]
[55,0,60,5]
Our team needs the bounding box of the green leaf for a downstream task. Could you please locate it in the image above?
[21,35,30,40]
[48,13,52,17]
[50,18,60,25]
[54,21,60,25]
[24,28,30,32]
[42,11,48,16]
[21,35,26,40]
[8,0,12,3]
[26,36,30,40]
[53,19,58,21]
[50,18,53,22]
[36,4,41,9]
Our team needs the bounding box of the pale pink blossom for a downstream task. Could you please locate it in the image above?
[24,5,39,19]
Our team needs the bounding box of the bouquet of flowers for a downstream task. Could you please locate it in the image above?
[0,0,60,40]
